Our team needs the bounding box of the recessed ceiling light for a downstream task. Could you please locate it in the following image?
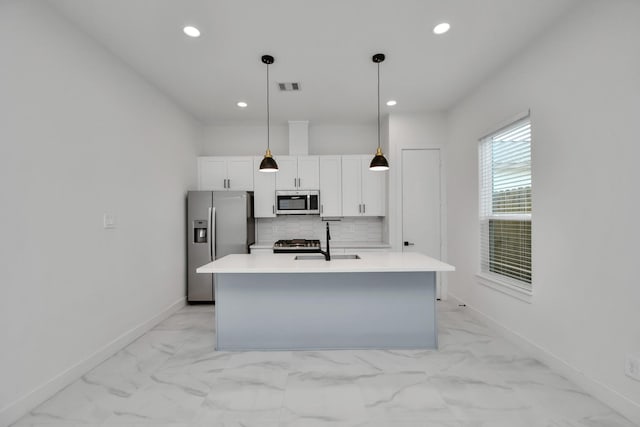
[433,22,450,35]
[386,100,397,106]
[183,26,201,38]
[237,101,248,108]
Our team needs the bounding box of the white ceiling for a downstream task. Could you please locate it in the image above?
[47,0,579,125]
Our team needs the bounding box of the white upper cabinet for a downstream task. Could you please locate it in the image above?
[198,157,253,191]
[341,155,386,217]
[319,156,342,217]
[253,156,276,218]
[360,157,386,216]
[274,156,298,190]
[341,156,362,217]
[275,156,319,190]
[297,156,320,190]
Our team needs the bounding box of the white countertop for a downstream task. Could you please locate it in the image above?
[196,252,455,274]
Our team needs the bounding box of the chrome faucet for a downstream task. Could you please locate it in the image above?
[319,222,331,261]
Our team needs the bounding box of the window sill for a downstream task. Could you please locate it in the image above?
[476,273,533,304]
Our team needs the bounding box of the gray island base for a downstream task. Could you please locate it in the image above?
[197,253,455,351]
[216,271,436,351]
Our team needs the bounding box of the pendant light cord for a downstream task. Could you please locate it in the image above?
[266,61,270,151]
[377,61,381,150]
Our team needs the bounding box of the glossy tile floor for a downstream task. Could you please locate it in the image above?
[12,300,634,427]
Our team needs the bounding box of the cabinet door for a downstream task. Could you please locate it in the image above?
[253,157,276,218]
[198,157,227,190]
[227,157,254,191]
[297,156,320,190]
[319,156,342,217]
[361,156,386,216]
[341,156,362,216]
[275,156,298,190]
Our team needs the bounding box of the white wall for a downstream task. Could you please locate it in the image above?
[309,124,377,155]
[0,1,201,424]
[201,124,288,156]
[446,0,640,422]
[201,123,376,156]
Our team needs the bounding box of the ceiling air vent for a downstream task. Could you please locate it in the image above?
[278,82,301,91]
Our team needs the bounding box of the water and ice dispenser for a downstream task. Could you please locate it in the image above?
[193,220,208,243]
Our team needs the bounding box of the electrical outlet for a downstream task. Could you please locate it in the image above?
[625,354,640,381]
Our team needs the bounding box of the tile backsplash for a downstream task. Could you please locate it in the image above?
[257,216,383,242]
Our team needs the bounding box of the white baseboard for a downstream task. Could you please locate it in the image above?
[0,297,186,427]
[448,293,640,425]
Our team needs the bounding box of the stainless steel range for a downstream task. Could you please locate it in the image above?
[273,239,321,253]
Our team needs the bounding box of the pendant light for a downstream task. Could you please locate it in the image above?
[369,53,389,171]
[259,54,278,172]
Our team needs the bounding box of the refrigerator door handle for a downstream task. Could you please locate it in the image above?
[207,207,213,261]
[211,207,216,260]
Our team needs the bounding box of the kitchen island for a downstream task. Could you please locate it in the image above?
[196,252,455,351]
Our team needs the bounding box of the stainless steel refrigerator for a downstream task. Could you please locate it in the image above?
[187,191,255,303]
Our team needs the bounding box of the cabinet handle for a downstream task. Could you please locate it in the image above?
[228,178,231,189]
[321,204,324,215]
[362,204,365,214]
[272,205,275,214]
[358,204,361,213]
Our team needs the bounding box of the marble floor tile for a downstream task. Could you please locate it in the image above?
[355,371,454,421]
[101,382,206,425]
[10,301,637,427]
[280,371,368,424]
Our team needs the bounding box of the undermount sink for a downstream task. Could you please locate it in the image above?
[294,254,361,261]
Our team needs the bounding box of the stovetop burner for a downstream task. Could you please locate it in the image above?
[273,239,321,252]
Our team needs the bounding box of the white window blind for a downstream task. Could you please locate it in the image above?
[479,118,532,290]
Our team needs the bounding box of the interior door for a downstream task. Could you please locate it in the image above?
[402,149,441,258]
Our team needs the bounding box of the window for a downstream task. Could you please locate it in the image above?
[479,117,532,292]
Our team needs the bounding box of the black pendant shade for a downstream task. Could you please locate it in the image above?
[370,147,390,171]
[370,53,389,171]
[259,54,278,172]
[259,148,278,172]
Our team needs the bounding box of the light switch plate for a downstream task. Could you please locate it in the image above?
[103,213,116,229]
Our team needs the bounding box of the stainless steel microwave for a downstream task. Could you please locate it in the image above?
[276,190,320,215]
